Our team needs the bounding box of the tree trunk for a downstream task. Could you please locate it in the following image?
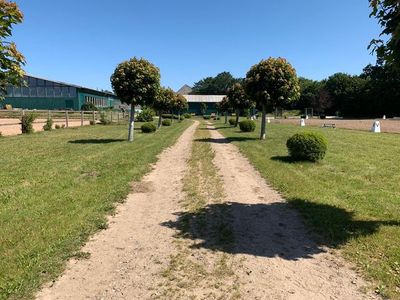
[235,109,240,127]
[178,112,181,122]
[158,111,162,128]
[260,104,266,140]
[128,104,135,142]
[224,111,228,124]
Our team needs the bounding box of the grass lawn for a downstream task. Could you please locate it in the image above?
[216,119,400,299]
[0,120,191,300]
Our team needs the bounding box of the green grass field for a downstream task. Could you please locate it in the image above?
[216,119,400,299]
[0,121,191,300]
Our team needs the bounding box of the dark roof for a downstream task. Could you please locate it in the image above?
[25,74,117,97]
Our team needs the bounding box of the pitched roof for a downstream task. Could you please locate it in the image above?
[177,84,193,95]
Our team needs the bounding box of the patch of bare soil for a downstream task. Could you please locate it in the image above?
[205,124,378,300]
[277,118,400,133]
[36,122,198,300]
[0,118,89,136]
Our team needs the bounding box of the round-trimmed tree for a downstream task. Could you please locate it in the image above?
[216,96,231,124]
[111,57,160,141]
[172,94,189,121]
[227,83,253,127]
[245,57,300,140]
[154,87,175,128]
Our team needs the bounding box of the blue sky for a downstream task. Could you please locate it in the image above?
[13,0,381,91]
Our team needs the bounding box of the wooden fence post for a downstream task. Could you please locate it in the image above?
[65,111,69,128]
[117,112,120,123]
[92,111,96,124]
[48,110,51,119]
[110,111,113,123]
[80,111,84,126]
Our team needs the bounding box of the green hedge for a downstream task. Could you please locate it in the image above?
[162,119,172,126]
[286,132,327,162]
[141,122,157,133]
[239,120,256,132]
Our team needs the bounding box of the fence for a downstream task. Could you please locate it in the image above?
[0,109,128,136]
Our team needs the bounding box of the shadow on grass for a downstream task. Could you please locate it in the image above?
[195,136,259,144]
[161,201,399,260]
[69,138,125,144]
[271,155,298,164]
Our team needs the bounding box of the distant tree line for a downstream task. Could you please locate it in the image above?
[292,64,400,117]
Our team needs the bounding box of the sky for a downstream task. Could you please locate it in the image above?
[13,0,382,92]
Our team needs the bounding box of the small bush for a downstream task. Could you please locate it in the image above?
[99,112,112,125]
[61,124,66,129]
[228,118,237,126]
[55,124,61,129]
[141,122,157,133]
[183,113,192,119]
[162,119,172,126]
[137,107,154,122]
[81,102,97,111]
[21,113,36,134]
[43,118,53,131]
[320,114,326,119]
[89,120,96,126]
[203,115,211,120]
[286,132,328,162]
[239,120,256,132]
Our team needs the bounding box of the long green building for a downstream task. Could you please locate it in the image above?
[4,75,121,110]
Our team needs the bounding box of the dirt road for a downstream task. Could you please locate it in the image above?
[36,121,377,300]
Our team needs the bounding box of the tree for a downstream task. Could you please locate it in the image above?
[0,0,26,99]
[226,82,253,127]
[153,87,175,128]
[245,57,300,140]
[200,102,207,115]
[369,0,400,67]
[191,72,241,95]
[111,57,160,141]
[216,96,231,124]
[172,94,188,121]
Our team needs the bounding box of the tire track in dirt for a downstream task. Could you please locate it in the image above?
[36,121,198,300]
[206,124,378,300]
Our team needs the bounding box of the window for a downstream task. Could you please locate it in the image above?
[54,87,61,97]
[69,87,76,97]
[30,87,37,97]
[22,87,29,97]
[61,87,69,97]
[14,87,22,97]
[38,87,45,97]
[37,79,45,86]
[46,87,54,97]
[28,77,37,87]
[6,86,13,96]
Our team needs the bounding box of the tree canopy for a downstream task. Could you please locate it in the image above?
[0,0,25,98]
[245,57,300,139]
[369,0,400,67]
[191,72,241,95]
[173,94,188,114]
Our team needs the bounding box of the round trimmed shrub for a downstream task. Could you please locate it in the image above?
[239,120,256,132]
[203,115,211,120]
[141,122,157,133]
[183,113,192,119]
[162,119,172,126]
[286,132,327,162]
[228,118,237,126]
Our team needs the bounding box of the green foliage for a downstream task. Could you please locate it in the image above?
[286,132,327,162]
[0,1,26,98]
[89,120,95,126]
[161,113,173,119]
[369,0,400,67]
[141,122,157,133]
[110,57,160,107]
[203,115,211,120]
[200,102,207,115]
[162,119,172,126]
[136,107,154,122]
[43,118,53,131]
[228,118,237,126]
[81,102,97,111]
[99,112,112,125]
[20,113,36,134]
[245,57,300,108]
[216,96,231,113]
[191,72,241,95]
[183,113,192,119]
[239,120,256,132]
[227,82,253,111]
[173,94,189,114]
[153,87,175,115]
